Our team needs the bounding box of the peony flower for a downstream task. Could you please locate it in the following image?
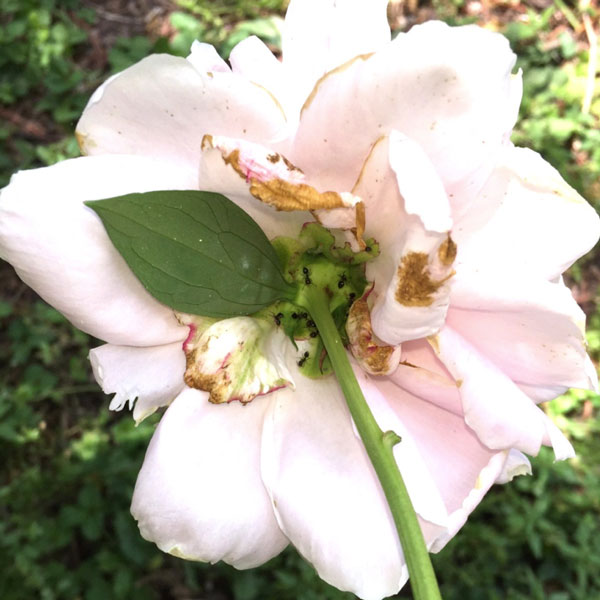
[1,1,599,598]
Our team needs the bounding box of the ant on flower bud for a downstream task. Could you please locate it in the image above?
[273,312,284,326]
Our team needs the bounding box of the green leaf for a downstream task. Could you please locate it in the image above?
[86,190,296,318]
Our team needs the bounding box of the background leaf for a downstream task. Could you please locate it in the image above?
[86,190,295,318]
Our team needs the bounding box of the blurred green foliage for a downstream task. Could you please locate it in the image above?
[1,0,599,599]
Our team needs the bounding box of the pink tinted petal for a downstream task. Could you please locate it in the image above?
[0,155,190,345]
[448,272,596,392]
[76,55,287,171]
[282,0,390,118]
[435,327,575,460]
[261,371,407,600]
[371,375,515,552]
[454,146,600,280]
[187,40,230,73]
[131,388,288,568]
[290,21,520,206]
[89,342,186,423]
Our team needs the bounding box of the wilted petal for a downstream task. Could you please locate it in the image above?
[434,327,575,460]
[353,135,455,345]
[0,155,190,345]
[282,0,390,119]
[448,271,597,393]
[131,388,288,568]
[290,21,520,208]
[454,146,600,279]
[89,342,186,423]
[76,55,287,171]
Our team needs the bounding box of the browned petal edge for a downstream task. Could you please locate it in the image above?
[347,296,399,375]
[201,133,349,212]
[438,234,457,266]
[395,251,454,307]
[300,52,375,116]
[75,130,92,155]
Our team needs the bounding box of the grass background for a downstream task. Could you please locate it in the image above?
[1,1,599,598]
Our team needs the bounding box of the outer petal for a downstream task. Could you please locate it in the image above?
[289,21,521,209]
[448,271,597,393]
[0,155,189,345]
[261,371,407,600]
[76,55,287,171]
[89,342,186,423]
[131,388,288,568]
[187,40,230,73]
[434,327,575,460]
[454,146,600,279]
[282,0,390,119]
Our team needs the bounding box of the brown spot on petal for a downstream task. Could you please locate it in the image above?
[249,178,346,212]
[347,298,399,375]
[438,235,457,266]
[354,201,366,249]
[395,252,448,307]
[267,153,281,163]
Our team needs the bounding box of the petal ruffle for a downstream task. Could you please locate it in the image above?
[434,327,575,460]
[0,155,189,345]
[454,145,600,280]
[76,54,287,171]
[131,388,288,568]
[89,342,186,423]
[289,21,521,210]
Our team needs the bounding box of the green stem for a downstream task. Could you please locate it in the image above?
[302,285,442,600]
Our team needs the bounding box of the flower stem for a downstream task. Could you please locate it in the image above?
[302,285,443,600]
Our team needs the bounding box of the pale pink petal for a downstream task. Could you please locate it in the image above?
[282,0,390,119]
[89,342,186,423]
[370,378,519,552]
[0,155,190,345]
[290,21,521,211]
[495,449,532,484]
[435,327,575,459]
[229,36,285,105]
[187,40,230,73]
[131,388,288,568]
[454,146,600,280]
[76,55,287,172]
[352,135,454,345]
[261,371,407,600]
[447,272,596,393]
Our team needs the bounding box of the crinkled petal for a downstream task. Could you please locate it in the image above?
[0,155,190,345]
[89,342,186,423]
[76,54,287,171]
[352,135,454,345]
[282,0,390,119]
[448,271,597,393]
[454,145,600,279]
[131,388,288,568]
[290,21,521,211]
[434,327,575,460]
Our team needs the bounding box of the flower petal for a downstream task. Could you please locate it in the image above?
[434,327,575,460]
[454,145,600,279]
[89,342,186,423]
[352,135,455,345]
[448,271,597,393]
[282,0,390,119]
[76,54,287,171]
[261,371,407,599]
[187,40,230,73]
[131,388,288,568]
[290,21,520,209]
[0,155,190,345]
